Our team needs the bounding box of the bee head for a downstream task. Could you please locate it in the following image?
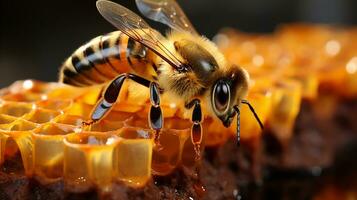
[211,66,249,127]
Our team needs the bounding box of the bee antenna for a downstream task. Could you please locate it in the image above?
[241,100,264,130]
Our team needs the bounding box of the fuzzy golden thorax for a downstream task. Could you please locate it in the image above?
[155,31,249,124]
[156,31,227,101]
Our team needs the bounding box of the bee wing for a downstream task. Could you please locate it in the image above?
[135,0,197,34]
[97,0,185,71]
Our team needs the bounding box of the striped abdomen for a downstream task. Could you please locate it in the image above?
[59,31,158,86]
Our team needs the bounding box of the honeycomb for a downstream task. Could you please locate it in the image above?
[0,24,356,193]
[0,79,247,192]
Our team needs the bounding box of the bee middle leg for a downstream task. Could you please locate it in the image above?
[185,99,203,160]
[148,82,163,143]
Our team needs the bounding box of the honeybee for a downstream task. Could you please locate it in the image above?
[59,0,263,156]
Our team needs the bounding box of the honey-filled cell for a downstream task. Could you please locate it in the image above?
[1,93,42,103]
[151,118,190,175]
[123,117,191,175]
[63,137,92,192]
[0,114,17,126]
[54,114,84,126]
[124,116,150,129]
[102,110,134,122]
[36,99,72,111]
[25,108,61,124]
[152,131,181,175]
[317,64,347,93]
[9,118,38,132]
[3,130,34,175]
[89,120,125,132]
[290,72,319,100]
[268,79,302,142]
[114,127,154,187]
[0,115,15,131]
[32,123,76,181]
[0,102,34,118]
[64,132,120,192]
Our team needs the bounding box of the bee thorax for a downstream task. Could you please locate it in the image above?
[157,66,206,101]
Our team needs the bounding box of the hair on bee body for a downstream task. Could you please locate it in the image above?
[59,0,264,159]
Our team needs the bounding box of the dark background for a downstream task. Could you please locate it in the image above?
[1,0,356,88]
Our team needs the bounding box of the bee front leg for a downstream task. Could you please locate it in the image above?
[82,73,151,127]
[186,99,203,160]
[233,105,241,146]
[148,82,163,144]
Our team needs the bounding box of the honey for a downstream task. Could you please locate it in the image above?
[33,123,75,181]
[64,132,120,192]
[0,80,201,191]
[0,24,356,194]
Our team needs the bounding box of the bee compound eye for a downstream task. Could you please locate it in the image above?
[213,82,230,114]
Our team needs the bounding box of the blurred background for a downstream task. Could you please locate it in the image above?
[0,0,357,88]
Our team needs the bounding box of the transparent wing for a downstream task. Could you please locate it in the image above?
[135,0,197,34]
[96,0,185,70]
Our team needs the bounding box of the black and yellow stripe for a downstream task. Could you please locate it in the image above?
[59,31,158,87]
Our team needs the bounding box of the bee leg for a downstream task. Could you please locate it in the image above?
[233,105,241,146]
[186,99,203,161]
[148,82,163,144]
[121,75,164,141]
[82,74,127,126]
[82,73,151,127]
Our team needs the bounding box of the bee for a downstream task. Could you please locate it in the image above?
[59,0,264,156]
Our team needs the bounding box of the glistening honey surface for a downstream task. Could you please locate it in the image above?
[0,24,356,192]
[0,80,214,192]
